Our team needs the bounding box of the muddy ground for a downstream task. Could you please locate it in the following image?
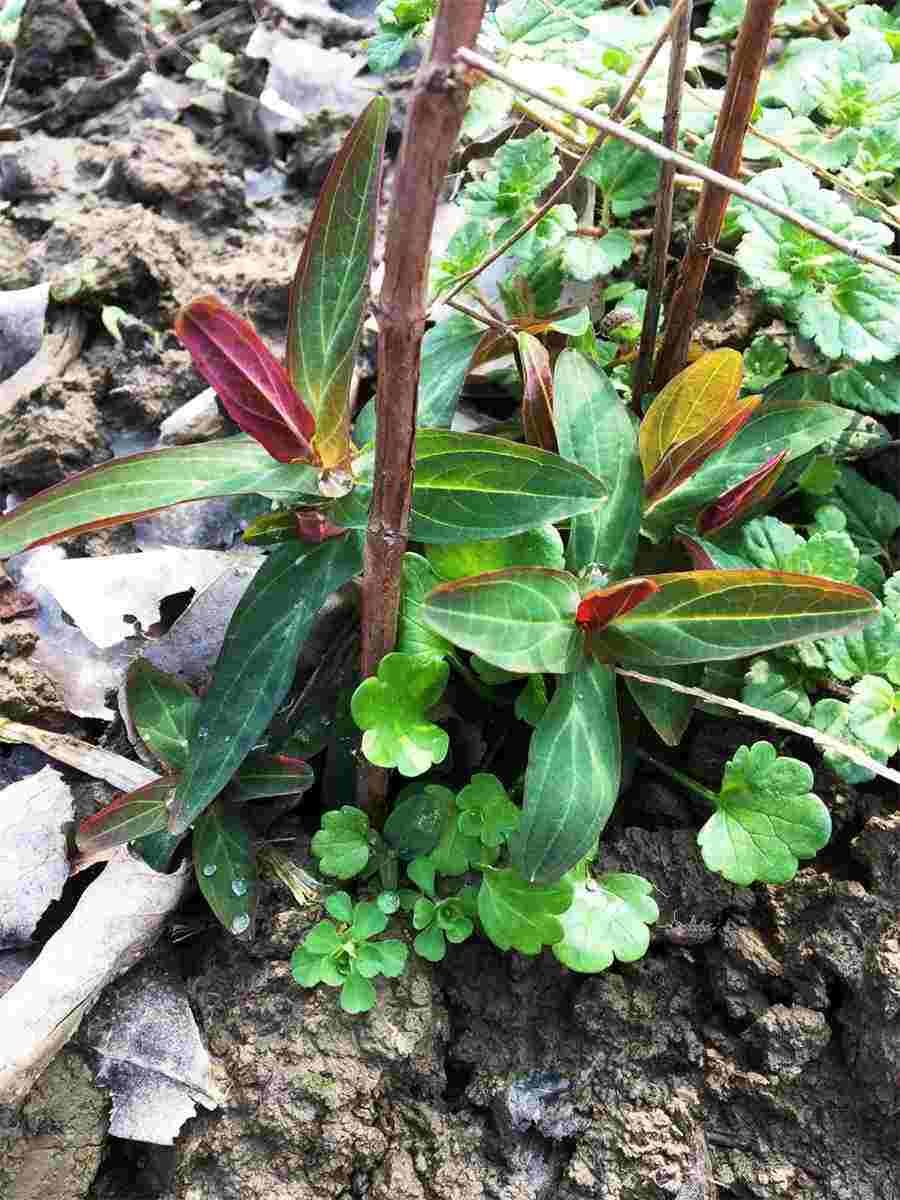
[1,2,899,1197]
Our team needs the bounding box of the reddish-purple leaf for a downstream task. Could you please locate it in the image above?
[76,776,178,853]
[294,508,347,543]
[643,397,759,503]
[518,332,558,452]
[176,296,316,464]
[696,450,788,535]
[576,577,660,631]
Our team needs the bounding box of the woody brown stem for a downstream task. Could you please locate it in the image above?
[652,0,780,390]
[359,0,486,821]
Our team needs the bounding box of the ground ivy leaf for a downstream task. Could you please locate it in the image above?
[829,363,900,416]
[456,773,521,848]
[477,867,573,955]
[786,530,859,584]
[697,741,831,885]
[824,607,900,681]
[352,652,450,777]
[811,698,884,784]
[552,874,658,973]
[462,131,558,223]
[847,675,900,757]
[582,140,660,217]
[311,806,371,879]
[742,658,812,724]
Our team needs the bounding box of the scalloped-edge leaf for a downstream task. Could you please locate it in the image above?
[552,873,658,972]
[287,97,390,468]
[0,436,319,559]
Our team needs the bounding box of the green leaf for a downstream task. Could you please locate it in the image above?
[494,0,598,44]
[552,874,658,973]
[513,659,619,883]
[848,675,900,756]
[407,856,436,895]
[417,315,485,427]
[351,653,449,777]
[833,465,900,546]
[168,533,363,833]
[588,569,879,668]
[829,363,900,416]
[193,798,258,938]
[735,164,900,363]
[230,753,315,801]
[477,867,574,954]
[398,554,455,661]
[0,437,319,559]
[371,939,408,977]
[350,901,389,941]
[812,696,887,783]
[462,131,558,222]
[312,806,371,879]
[742,657,812,723]
[788,530,859,584]
[291,946,327,987]
[125,660,199,771]
[582,140,660,217]
[697,742,831,885]
[368,25,414,72]
[325,891,355,923]
[330,430,607,544]
[413,924,446,962]
[697,0,746,40]
[341,971,377,1013]
[561,230,633,283]
[553,350,641,579]
[456,773,520,848]
[742,335,788,392]
[625,663,699,747]
[515,673,549,727]
[287,97,389,467]
[383,783,453,857]
[76,777,175,853]
[461,79,512,140]
[420,567,585,675]
[428,794,482,876]
[425,526,564,581]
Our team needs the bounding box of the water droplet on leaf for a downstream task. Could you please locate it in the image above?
[202,863,217,877]
[231,913,250,935]
[231,879,248,896]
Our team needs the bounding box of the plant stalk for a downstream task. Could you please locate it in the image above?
[632,0,692,412]
[652,0,780,389]
[360,0,486,820]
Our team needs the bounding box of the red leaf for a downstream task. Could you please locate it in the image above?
[294,509,347,543]
[176,297,317,464]
[696,451,788,535]
[576,577,660,631]
[518,332,558,452]
[644,397,760,503]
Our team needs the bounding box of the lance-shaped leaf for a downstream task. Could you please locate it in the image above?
[231,754,315,802]
[587,569,879,668]
[576,577,660,631]
[512,659,620,883]
[0,437,319,558]
[639,349,744,478]
[641,398,852,539]
[330,430,607,544]
[418,315,487,429]
[193,798,258,939]
[696,450,788,535]
[421,567,586,674]
[554,350,642,579]
[643,395,760,503]
[126,660,200,772]
[76,777,177,854]
[287,96,390,468]
[518,331,557,452]
[175,297,315,463]
[168,532,363,834]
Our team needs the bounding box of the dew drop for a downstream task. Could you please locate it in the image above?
[231,913,250,935]
[202,863,217,877]
[197,725,210,741]
[231,879,248,896]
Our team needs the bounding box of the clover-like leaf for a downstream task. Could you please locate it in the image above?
[697,742,831,885]
[552,874,658,973]
[351,653,450,777]
[477,867,573,955]
[311,805,371,879]
[741,658,812,723]
[847,675,900,757]
[383,784,453,859]
[811,698,884,784]
[456,774,521,848]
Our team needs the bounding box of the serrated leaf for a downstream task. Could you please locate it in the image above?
[494,0,598,44]
[462,131,558,222]
[477,867,573,954]
[428,794,482,875]
[175,297,315,463]
[0,437,319,559]
[168,533,363,833]
[126,660,199,772]
[554,350,641,579]
[552,874,658,973]
[847,674,900,756]
[425,526,565,581]
[811,697,884,783]
[351,653,449,777]
[287,97,389,467]
[582,139,660,217]
[368,26,413,72]
[330,430,607,544]
[513,660,619,883]
[829,363,900,416]
[420,567,585,674]
[741,657,812,723]
[587,569,878,667]
[697,742,831,885]
[561,229,633,282]
[312,806,370,879]
[193,798,258,938]
[76,777,176,853]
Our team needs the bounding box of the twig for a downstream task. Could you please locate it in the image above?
[615,668,900,787]
[814,0,850,34]
[633,0,692,412]
[454,48,900,283]
[446,296,511,335]
[652,0,780,388]
[439,0,691,311]
[0,718,158,791]
[360,0,486,822]
[0,48,16,118]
